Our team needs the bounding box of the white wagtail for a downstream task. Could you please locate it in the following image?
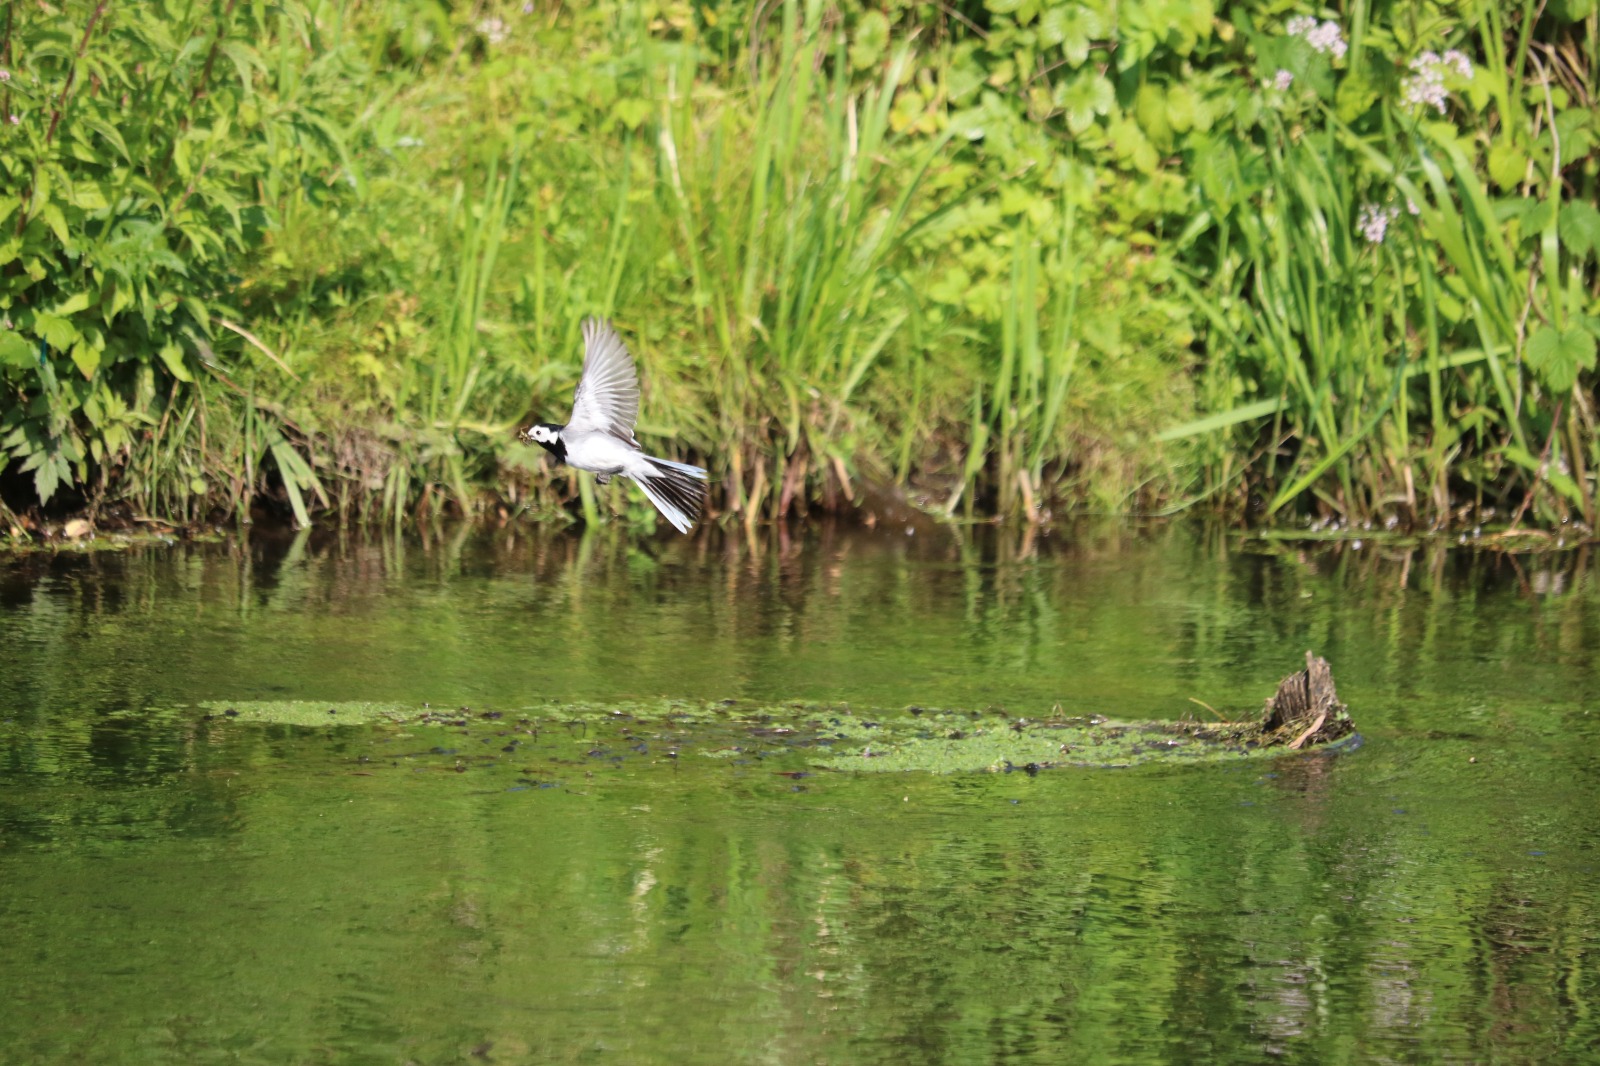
[519,318,708,534]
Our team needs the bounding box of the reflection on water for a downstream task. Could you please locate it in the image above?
[2,523,1598,1063]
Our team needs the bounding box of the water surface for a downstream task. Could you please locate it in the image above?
[2,524,1598,1063]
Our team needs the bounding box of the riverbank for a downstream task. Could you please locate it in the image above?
[2,2,1594,533]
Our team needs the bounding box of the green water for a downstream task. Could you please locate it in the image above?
[3,524,1598,1064]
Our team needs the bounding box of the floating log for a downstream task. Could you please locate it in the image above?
[197,653,1357,775]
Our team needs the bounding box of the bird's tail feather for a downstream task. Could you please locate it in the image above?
[647,456,705,477]
[632,456,708,534]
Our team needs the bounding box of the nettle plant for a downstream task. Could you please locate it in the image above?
[865,0,1230,310]
[0,0,350,508]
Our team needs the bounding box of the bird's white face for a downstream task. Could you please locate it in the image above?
[525,425,558,445]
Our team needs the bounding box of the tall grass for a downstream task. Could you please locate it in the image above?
[0,0,1214,533]
[646,5,960,522]
[1177,118,1414,520]
[1164,0,1597,530]
[330,0,1011,528]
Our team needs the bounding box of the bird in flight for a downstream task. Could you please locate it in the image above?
[519,318,708,534]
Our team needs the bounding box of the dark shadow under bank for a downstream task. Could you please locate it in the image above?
[3,500,1598,571]
[3,454,1595,553]
[5,510,1598,594]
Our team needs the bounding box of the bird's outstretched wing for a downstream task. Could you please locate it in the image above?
[566,318,640,445]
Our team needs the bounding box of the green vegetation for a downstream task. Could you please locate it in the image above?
[1,0,1596,534]
[196,697,1344,773]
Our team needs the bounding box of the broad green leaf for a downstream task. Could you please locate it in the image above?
[1525,325,1597,393]
[82,117,131,161]
[1040,5,1103,66]
[1335,68,1381,123]
[1488,142,1527,188]
[180,296,213,336]
[1180,0,1215,42]
[1554,107,1595,158]
[0,331,35,369]
[34,457,61,504]
[52,292,92,317]
[1165,84,1199,133]
[66,129,101,164]
[611,97,652,130]
[32,168,54,209]
[69,182,110,211]
[1039,6,1069,46]
[849,11,889,71]
[1559,201,1600,258]
[1055,72,1113,134]
[1106,114,1159,174]
[107,281,134,322]
[39,203,71,247]
[159,341,194,383]
[70,341,100,379]
[1254,35,1333,101]
[220,40,265,97]
[33,314,80,350]
[1524,198,1558,238]
[1134,84,1171,146]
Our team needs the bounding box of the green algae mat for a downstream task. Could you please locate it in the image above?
[196,654,1356,776]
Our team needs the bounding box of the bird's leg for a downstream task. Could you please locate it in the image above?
[594,473,612,485]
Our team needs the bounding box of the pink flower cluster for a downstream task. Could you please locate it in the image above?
[1403,50,1474,114]
[476,17,508,44]
[1286,16,1348,60]
[1359,203,1400,245]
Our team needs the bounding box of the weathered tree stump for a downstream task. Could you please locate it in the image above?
[1179,650,1355,752]
[1259,650,1354,749]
